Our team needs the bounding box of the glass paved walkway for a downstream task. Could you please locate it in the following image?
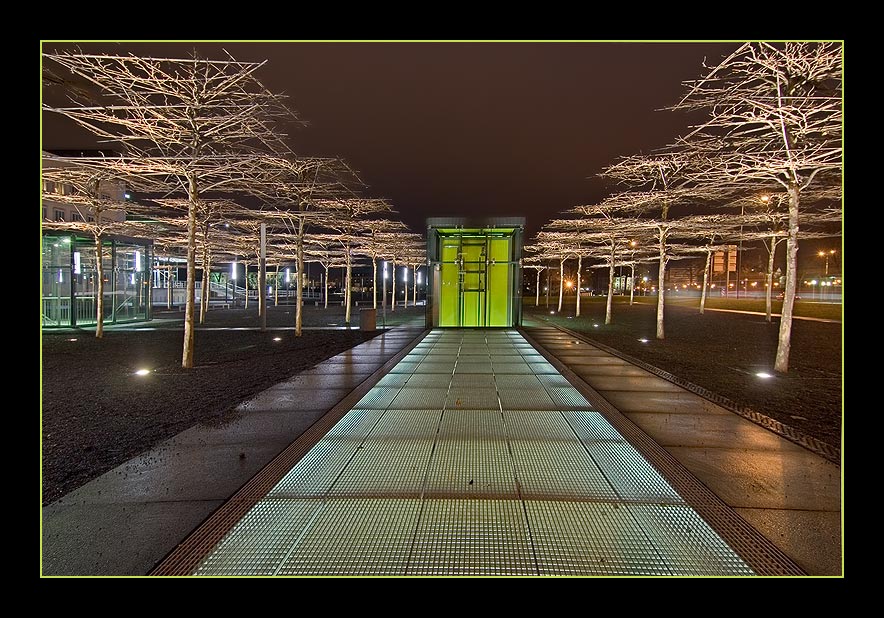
[191,329,754,576]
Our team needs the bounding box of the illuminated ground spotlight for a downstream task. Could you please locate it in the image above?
[638,338,649,343]
[755,372,774,379]
[134,369,151,376]
[273,337,282,342]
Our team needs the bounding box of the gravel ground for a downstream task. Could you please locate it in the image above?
[524,297,842,451]
[41,298,841,506]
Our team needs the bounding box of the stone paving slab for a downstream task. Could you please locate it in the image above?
[42,500,224,576]
[521,325,842,576]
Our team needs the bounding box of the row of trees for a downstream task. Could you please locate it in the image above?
[42,50,424,367]
[525,42,842,372]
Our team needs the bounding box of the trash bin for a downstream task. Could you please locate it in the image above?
[360,308,377,332]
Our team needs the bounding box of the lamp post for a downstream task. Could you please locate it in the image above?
[818,249,835,300]
[818,249,836,277]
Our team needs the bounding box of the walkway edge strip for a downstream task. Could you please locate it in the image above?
[537,319,840,465]
[148,327,430,576]
[519,326,806,576]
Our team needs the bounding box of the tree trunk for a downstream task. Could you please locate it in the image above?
[167,265,173,310]
[605,249,615,325]
[259,256,266,332]
[94,227,105,339]
[576,255,583,317]
[535,269,541,306]
[725,251,731,299]
[323,269,328,309]
[775,185,800,372]
[199,250,211,325]
[345,249,353,324]
[629,263,635,306]
[243,261,249,310]
[296,223,304,336]
[545,266,550,307]
[700,249,711,315]
[766,236,776,323]
[557,258,564,313]
[372,257,378,309]
[182,178,198,368]
[656,231,667,340]
[274,263,279,307]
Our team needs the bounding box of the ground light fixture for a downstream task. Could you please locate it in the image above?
[273,337,282,342]
[68,338,77,342]
[638,338,649,343]
[134,369,151,376]
[755,372,774,379]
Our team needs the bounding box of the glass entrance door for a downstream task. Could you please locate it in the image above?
[438,231,513,327]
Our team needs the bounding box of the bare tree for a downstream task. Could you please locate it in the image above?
[530,235,575,314]
[382,233,424,310]
[353,220,413,309]
[724,189,841,322]
[548,203,649,323]
[303,237,348,309]
[396,239,426,308]
[601,153,701,339]
[43,50,296,368]
[673,41,842,371]
[319,198,395,323]
[254,158,360,335]
[522,253,548,307]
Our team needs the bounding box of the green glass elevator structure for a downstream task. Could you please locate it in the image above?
[426,217,524,328]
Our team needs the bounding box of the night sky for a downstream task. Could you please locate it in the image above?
[42,41,740,238]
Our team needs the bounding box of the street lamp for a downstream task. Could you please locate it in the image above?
[818,249,836,277]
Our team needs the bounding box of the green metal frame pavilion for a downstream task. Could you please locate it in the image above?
[425,217,524,329]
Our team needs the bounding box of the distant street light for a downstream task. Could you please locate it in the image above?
[818,249,836,277]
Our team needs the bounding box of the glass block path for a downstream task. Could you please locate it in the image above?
[193,329,754,576]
